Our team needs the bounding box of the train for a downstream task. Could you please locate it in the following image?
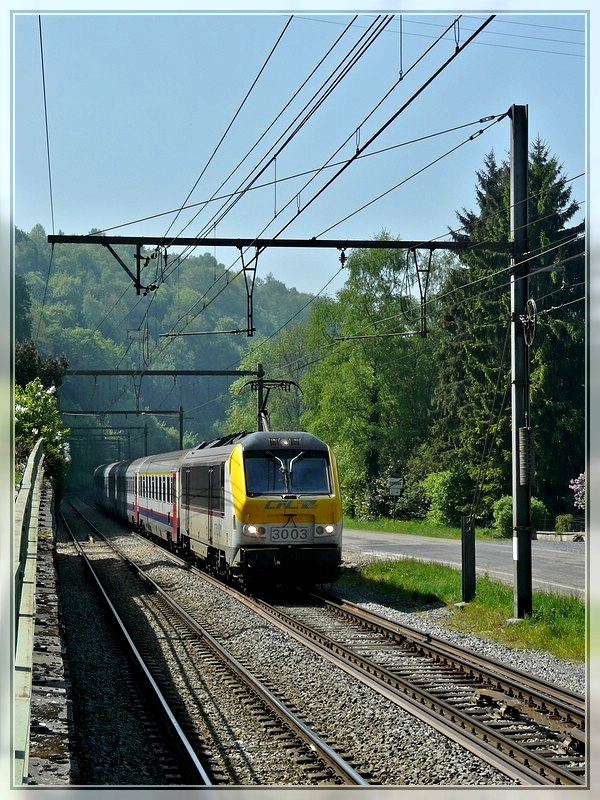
[93,430,343,590]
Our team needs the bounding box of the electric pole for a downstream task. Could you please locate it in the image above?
[509,104,532,619]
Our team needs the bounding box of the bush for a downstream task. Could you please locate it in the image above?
[555,514,574,533]
[492,495,548,538]
[492,495,513,538]
[531,497,548,533]
[390,477,429,520]
[15,377,71,496]
[421,469,473,527]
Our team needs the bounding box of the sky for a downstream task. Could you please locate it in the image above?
[8,4,587,298]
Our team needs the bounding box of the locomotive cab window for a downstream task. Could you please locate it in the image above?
[244,450,331,496]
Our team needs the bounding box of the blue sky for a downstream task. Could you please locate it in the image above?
[10,5,587,296]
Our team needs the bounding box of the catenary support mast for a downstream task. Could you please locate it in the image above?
[509,104,532,619]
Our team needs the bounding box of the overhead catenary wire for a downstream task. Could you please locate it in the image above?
[164,14,394,265]
[125,15,399,355]
[267,15,497,243]
[45,16,580,410]
[36,19,583,446]
[33,15,56,344]
[80,110,533,349]
[38,16,55,237]
[136,167,585,379]
[118,14,381,338]
[91,11,584,354]
[88,113,551,237]
[237,15,472,252]
[161,15,295,247]
[152,13,492,339]
[316,113,508,238]
[154,13,380,267]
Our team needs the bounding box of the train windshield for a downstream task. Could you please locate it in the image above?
[244,450,331,496]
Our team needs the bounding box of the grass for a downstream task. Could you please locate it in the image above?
[338,556,585,663]
[344,516,497,539]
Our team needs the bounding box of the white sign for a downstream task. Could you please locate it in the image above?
[387,477,405,496]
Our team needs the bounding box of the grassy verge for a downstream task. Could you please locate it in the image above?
[338,558,585,663]
[344,517,497,539]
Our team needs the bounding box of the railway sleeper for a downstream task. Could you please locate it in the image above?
[472,688,584,748]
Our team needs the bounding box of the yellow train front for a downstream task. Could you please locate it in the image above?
[183,430,343,589]
[228,431,342,587]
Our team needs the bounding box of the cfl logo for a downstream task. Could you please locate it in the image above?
[264,499,317,509]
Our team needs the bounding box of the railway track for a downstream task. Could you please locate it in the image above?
[59,508,213,785]
[250,593,586,786]
[67,498,585,786]
[62,502,369,786]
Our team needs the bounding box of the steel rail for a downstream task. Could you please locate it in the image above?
[58,509,213,786]
[67,503,369,786]
[313,590,585,733]
[246,596,585,787]
[73,500,585,785]
[130,549,556,786]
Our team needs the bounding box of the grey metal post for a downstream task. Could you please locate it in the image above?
[257,363,265,431]
[509,104,532,618]
[461,515,476,602]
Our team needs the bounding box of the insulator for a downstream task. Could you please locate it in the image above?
[519,427,535,486]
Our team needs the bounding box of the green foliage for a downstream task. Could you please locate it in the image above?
[15,275,32,341]
[15,225,315,486]
[15,339,68,388]
[492,495,513,538]
[300,238,447,519]
[492,495,548,538]
[555,514,574,533]
[530,497,548,532]
[423,141,584,517]
[387,475,429,520]
[421,469,473,526]
[15,377,71,493]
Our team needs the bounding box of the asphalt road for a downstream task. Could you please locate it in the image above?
[342,529,586,600]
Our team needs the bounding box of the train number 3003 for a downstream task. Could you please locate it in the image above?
[271,528,308,540]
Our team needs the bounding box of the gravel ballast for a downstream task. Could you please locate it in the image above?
[32,515,585,787]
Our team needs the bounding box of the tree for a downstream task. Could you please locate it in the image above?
[15,339,68,388]
[301,235,443,517]
[424,140,584,518]
[15,275,32,341]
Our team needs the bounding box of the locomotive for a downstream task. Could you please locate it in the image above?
[93,430,343,589]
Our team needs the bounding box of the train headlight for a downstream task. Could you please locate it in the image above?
[316,524,336,536]
[244,524,266,537]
